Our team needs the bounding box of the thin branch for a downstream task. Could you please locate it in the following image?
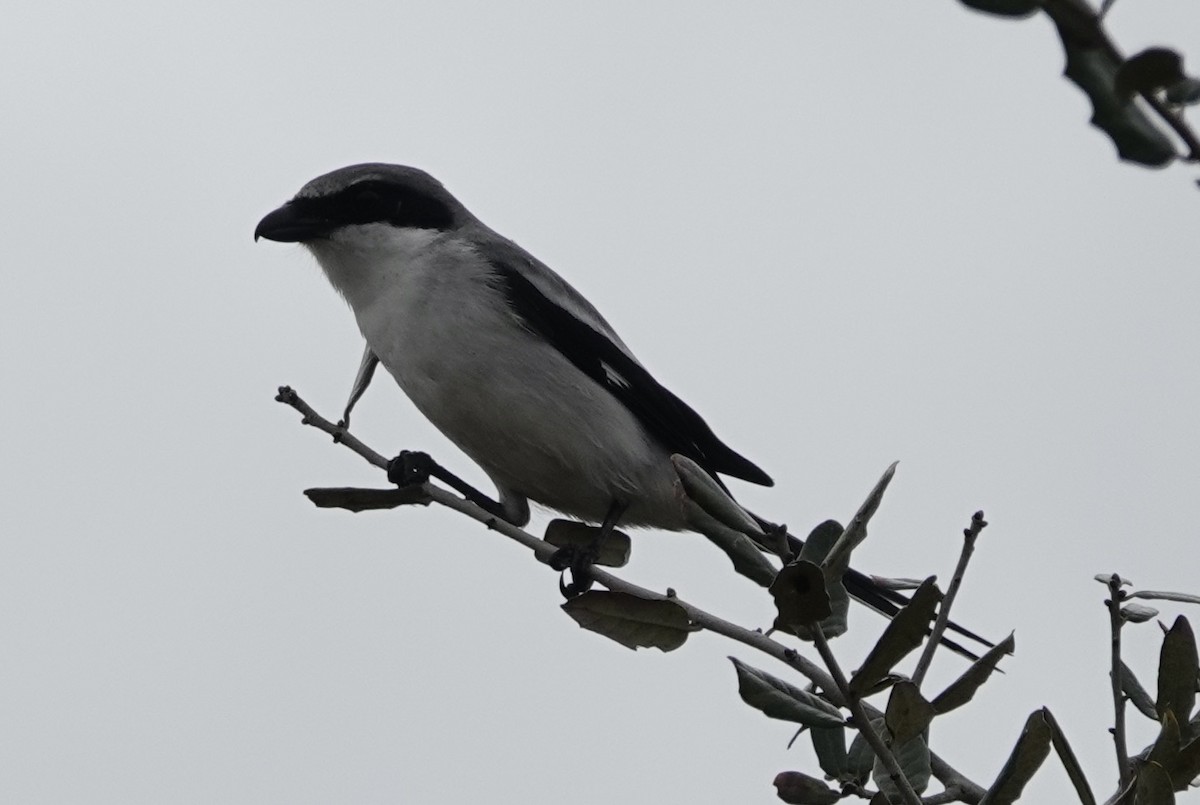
[812,625,923,805]
[1106,574,1132,790]
[913,512,988,688]
[275,385,986,803]
[276,386,389,468]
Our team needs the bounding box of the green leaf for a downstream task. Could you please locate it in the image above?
[1149,711,1182,768]
[932,632,1016,714]
[847,724,878,786]
[873,728,931,799]
[810,726,848,780]
[543,520,630,568]
[1165,735,1200,792]
[690,515,779,587]
[1122,603,1160,624]
[1131,590,1200,606]
[1157,617,1198,728]
[885,681,935,746]
[793,521,851,640]
[303,485,430,511]
[957,0,1038,16]
[729,657,845,728]
[1134,762,1175,805]
[823,462,898,578]
[1119,661,1160,721]
[1044,708,1097,805]
[1044,8,1176,166]
[561,591,690,651]
[1115,48,1185,99]
[671,454,764,537]
[772,771,840,805]
[771,560,832,633]
[979,708,1053,805]
[848,578,942,698]
[799,519,843,565]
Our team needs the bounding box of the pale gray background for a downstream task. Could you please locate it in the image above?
[3,1,1199,802]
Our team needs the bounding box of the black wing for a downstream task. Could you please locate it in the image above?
[490,258,773,487]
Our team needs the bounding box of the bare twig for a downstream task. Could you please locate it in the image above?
[275,385,986,803]
[812,624,923,805]
[912,512,988,688]
[1105,574,1132,790]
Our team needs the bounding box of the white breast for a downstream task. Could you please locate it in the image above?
[305,225,687,529]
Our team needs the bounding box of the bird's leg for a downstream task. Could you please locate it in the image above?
[386,450,512,521]
[339,346,379,429]
[556,499,628,598]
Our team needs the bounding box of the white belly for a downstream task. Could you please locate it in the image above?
[310,230,687,529]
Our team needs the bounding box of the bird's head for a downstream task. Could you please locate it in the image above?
[254,163,471,245]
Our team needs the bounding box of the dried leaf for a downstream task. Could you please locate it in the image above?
[848,578,942,698]
[561,591,690,651]
[979,708,1053,804]
[730,657,845,728]
[1096,574,1134,587]
[773,771,840,805]
[932,632,1015,714]
[885,681,935,746]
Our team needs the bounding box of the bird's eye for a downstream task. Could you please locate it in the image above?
[355,188,382,208]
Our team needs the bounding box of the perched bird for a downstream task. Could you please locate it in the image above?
[255,163,772,533]
[256,164,989,652]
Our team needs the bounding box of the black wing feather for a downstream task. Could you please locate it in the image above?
[491,259,772,487]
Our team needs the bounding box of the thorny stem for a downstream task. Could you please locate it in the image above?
[276,385,987,803]
[913,512,988,688]
[1106,574,1131,791]
[812,625,923,805]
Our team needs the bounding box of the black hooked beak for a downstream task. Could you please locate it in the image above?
[254,202,332,243]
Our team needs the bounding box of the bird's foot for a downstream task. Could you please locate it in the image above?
[552,544,599,598]
[387,450,436,487]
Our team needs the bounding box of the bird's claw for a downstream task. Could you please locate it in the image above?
[551,544,599,598]
[387,450,436,487]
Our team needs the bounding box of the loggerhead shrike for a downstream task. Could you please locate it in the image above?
[255,164,990,651]
[255,163,772,534]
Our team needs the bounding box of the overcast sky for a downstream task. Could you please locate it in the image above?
[3,1,1200,802]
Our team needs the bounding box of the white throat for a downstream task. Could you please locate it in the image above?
[305,224,443,311]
